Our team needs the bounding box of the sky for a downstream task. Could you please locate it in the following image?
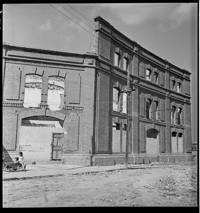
[3,3,198,142]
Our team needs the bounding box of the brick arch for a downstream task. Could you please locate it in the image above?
[145,124,160,132]
[18,108,66,122]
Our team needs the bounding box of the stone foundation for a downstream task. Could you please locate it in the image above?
[61,153,194,166]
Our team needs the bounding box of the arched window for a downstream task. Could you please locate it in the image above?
[47,77,64,111]
[147,129,159,139]
[24,74,42,108]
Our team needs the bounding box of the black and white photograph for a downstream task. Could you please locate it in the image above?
[2,2,198,207]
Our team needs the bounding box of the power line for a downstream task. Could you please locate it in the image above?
[49,4,94,36]
[66,4,97,27]
[61,5,95,32]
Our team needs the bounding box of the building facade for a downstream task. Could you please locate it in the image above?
[3,16,193,166]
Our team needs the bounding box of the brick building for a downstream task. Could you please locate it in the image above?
[3,16,193,165]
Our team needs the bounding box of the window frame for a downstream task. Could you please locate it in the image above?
[123,57,129,71]
[114,52,120,67]
[146,98,152,119]
[113,87,121,112]
[177,82,181,93]
[146,69,152,81]
[171,106,176,124]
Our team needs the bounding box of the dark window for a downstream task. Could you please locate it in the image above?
[172,132,177,137]
[171,106,176,124]
[155,101,159,120]
[114,52,120,67]
[177,107,182,124]
[147,129,159,138]
[123,57,129,71]
[113,87,120,111]
[146,99,152,119]
[155,72,159,84]
[113,122,120,130]
[171,80,176,91]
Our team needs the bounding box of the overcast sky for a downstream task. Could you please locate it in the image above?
[3,3,198,142]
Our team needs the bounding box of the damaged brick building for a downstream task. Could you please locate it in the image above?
[3,16,193,166]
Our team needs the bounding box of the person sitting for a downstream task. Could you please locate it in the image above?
[18,152,26,171]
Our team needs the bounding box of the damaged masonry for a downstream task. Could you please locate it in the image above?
[3,16,193,166]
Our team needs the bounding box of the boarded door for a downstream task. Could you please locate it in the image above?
[171,132,177,153]
[52,133,64,160]
[178,133,183,153]
[146,129,159,156]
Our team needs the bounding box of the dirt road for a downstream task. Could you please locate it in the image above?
[3,163,197,207]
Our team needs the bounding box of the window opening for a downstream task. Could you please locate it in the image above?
[171,80,176,91]
[24,74,42,108]
[177,107,182,125]
[114,52,120,67]
[155,101,159,120]
[146,69,151,81]
[146,99,152,119]
[47,77,64,111]
[123,57,129,71]
[113,87,120,112]
[171,106,176,124]
[177,82,181,93]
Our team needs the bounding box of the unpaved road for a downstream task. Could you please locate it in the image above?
[3,163,197,207]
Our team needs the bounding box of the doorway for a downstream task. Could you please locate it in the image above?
[51,133,64,160]
[146,129,159,156]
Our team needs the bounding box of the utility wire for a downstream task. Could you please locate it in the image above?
[67,4,97,27]
[49,4,94,36]
[61,5,95,32]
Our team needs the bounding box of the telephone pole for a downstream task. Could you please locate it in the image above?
[125,67,131,168]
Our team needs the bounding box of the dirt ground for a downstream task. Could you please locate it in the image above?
[3,163,198,207]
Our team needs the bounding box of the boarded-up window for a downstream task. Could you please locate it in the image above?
[112,123,121,153]
[4,65,21,100]
[146,129,159,156]
[178,133,183,153]
[159,99,165,122]
[24,75,42,108]
[139,62,145,78]
[140,93,145,117]
[69,74,81,104]
[159,72,165,86]
[67,114,80,151]
[47,77,64,111]
[171,132,177,153]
